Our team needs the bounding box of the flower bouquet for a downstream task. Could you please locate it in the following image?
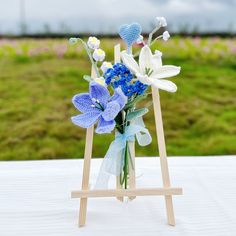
[70,17,181,190]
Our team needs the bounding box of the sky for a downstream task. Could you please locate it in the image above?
[0,0,235,34]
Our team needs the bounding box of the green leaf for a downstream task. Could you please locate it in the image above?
[83,75,92,82]
[126,108,149,121]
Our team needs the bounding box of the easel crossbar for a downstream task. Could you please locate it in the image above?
[72,187,183,198]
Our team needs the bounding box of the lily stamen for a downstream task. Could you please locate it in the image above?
[145,67,154,76]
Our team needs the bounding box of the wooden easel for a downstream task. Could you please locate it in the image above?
[71,44,183,227]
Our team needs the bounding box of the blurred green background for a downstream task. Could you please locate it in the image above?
[0,37,235,160]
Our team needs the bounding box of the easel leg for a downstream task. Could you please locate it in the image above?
[128,141,136,200]
[165,195,175,225]
[152,86,175,226]
[78,65,97,226]
[79,126,94,227]
[79,198,88,227]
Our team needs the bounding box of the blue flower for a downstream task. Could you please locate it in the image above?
[104,63,148,97]
[71,82,127,134]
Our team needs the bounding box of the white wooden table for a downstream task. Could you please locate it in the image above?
[0,156,236,236]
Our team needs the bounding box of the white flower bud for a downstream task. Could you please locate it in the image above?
[163,31,170,41]
[156,17,167,27]
[93,49,105,62]
[69,37,78,45]
[101,61,112,74]
[87,36,100,50]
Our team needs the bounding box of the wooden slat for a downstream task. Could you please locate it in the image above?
[128,141,136,200]
[78,66,96,227]
[72,187,183,198]
[151,86,176,226]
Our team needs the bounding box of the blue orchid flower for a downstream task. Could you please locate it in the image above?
[71,82,127,134]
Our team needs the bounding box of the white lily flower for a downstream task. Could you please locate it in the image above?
[121,45,180,92]
[94,77,106,86]
[156,17,167,27]
[101,61,112,73]
[154,50,162,57]
[93,49,105,62]
[87,36,100,50]
[163,31,170,41]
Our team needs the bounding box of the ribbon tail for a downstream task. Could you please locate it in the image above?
[94,163,112,189]
[95,138,125,189]
[95,117,152,189]
[135,117,152,146]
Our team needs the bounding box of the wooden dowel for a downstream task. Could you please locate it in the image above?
[151,86,176,226]
[128,141,136,200]
[72,187,183,198]
[78,66,96,227]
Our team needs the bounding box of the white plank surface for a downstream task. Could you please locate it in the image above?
[0,156,236,236]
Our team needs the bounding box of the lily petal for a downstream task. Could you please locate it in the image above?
[139,45,153,74]
[102,101,120,121]
[71,111,101,128]
[110,88,127,109]
[151,53,162,73]
[150,78,177,93]
[152,66,181,79]
[121,51,140,74]
[96,117,115,134]
[136,73,152,85]
[72,93,98,113]
[89,81,110,107]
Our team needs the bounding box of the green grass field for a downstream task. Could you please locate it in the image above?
[0,37,235,160]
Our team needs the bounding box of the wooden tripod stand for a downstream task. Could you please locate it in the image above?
[71,44,183,227]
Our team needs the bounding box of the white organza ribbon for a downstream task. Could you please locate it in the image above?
[95,117,152,189]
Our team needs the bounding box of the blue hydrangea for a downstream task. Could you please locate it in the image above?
[104,63,148,97]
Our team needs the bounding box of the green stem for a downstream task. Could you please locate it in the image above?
[150,35,163,46]
[77,38,100,78]
[116,110,132,189]
[148,25,161,46]
[123,142,129,189]
[120,171,123,185]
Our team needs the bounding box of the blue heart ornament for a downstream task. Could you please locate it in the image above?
[119,23,142,47]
